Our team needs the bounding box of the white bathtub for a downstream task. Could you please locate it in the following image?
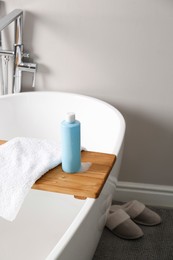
[0,91,125,260]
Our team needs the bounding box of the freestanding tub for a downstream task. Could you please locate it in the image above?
[0,91,125,260]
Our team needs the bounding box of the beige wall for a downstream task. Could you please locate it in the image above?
[2,0,173,185]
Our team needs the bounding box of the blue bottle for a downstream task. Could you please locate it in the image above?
[61,112,81,173]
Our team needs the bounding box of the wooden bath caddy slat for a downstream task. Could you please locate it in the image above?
[0,140,116,199]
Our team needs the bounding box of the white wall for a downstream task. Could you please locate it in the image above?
[1,0,173,186]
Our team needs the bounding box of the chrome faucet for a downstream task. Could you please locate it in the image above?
[0,9,37,94]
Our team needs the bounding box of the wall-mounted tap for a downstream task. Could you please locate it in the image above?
[0,9,37,94]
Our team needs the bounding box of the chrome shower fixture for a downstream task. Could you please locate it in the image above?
[0,9,37,94]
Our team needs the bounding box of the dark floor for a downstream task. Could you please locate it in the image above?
[93,206,173,260]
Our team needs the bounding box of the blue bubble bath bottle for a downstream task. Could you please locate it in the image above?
[61,112,81,173]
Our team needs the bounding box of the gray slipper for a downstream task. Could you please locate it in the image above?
[106,208,144,240]
[110,200,162,226]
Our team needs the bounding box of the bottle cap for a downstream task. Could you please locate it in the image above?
[65,112,75,123]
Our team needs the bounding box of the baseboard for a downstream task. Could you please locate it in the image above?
[114,181,173,208]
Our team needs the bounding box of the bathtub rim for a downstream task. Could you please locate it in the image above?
[0,90,126,156]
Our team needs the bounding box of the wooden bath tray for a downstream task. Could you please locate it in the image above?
[0,140,116,199]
